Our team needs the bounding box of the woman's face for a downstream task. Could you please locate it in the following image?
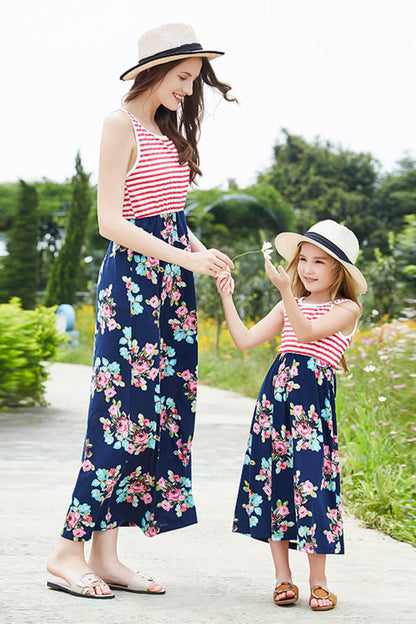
[155,57,202,110]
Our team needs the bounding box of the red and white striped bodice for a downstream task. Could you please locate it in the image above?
[120,110,190,219]
[278,298,355,368]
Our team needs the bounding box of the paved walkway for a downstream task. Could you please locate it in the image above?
[0,363,414,623]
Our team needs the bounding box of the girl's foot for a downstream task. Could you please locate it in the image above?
[47,541,113,597]
[309,585,337,610]
[273,580,299,605]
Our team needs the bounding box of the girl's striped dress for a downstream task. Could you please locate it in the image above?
[61,110,198,541]
[233,298,355,554]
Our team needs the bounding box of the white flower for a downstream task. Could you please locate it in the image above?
[363,365,376,373]
[262,241,273,260]
[378,396,387,402]
[371,309,379,316]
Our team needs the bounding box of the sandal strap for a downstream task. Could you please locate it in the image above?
[72,573,107,595]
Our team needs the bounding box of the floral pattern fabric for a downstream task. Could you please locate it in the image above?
[62,212,198,541]
[233,352,344,554]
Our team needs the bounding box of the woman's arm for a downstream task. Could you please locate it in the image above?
[265,258,360,341]
[217,272,284,350]
[97,112,233,276]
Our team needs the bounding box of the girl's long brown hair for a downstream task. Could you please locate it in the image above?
[124,58,236,183]
[286,245,362,372]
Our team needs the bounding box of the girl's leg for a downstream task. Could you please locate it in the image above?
[88,527,164,593]
[47,536,112,596]
[307,553,335,608]
[269,540,296,603]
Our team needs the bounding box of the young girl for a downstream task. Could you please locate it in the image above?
[47,23,235,599]
[217,219,367,611]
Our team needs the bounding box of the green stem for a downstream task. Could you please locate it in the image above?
[232,250,262,262]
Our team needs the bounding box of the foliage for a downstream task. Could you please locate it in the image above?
[258,130,400,260]
[0,298,63,408]
[43,153,92,306]
[0,180,39,308]
[0,182,20,230]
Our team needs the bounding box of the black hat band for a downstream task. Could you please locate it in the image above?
[303,232,353,264]
[137,42,204,67]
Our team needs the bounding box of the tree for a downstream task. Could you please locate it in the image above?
[43,153,92,306]
[0,180,39,308]
[258,131,382,258]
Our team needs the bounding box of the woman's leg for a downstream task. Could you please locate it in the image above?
[88,527,164,592]
[269,540,296,602]
[47,536,112,596]
[307,553,335,608]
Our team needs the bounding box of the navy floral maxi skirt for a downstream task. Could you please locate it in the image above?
[233,352,344,554]
[61,212,198,541]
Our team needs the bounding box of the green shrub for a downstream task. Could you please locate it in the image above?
[0,298,63,408]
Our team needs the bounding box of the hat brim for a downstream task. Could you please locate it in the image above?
[120,50,224,81]
[275,232,367,295]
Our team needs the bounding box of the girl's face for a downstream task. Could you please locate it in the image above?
[297,242,338,294]
[155,57,202,111]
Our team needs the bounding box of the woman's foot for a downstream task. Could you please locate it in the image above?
[273,580,298,605]
[47,538,113,597]
[88,555,164,594]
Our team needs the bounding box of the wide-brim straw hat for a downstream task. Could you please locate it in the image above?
[120,23,224,81]
[274,219,367,294]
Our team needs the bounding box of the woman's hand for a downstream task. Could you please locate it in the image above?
[216,269,235,295]
[265,257,291,293]
[184,248,234,277]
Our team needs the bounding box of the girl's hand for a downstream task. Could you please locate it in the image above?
[265,257,291,293]
[216,270,235,295]
[184,248,234,277]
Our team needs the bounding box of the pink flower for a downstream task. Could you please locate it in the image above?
[188,381,197,393]
[258,413,270,427]
[297,422,312,437]
[273,440,287,455]
[292,404,304,417]
[298,505,309,518]
[81,459,93,472]
[326,532,335,543]
[116,418,129,437]
[172,291,181,301]
[166,277,173,293]
[146,526,158,537]
[181,369,192,381]
[305,542,315,554]
[108,403,119,416]
[104,387,116,399]
[148,368,159,381]
[101,302,113,318]
[95,372,110,388]
[66,511,80,528]
[177,305,188,316]
[393,384,406,389]
[134,432,149,445]
[143,493,152,505]
[253,423,261,435]
[161,500,172,511]
[132,358,150,374]
[131,481,147,493]
[302,480,315,495]
[294,490,302,505]
[146,257,159,267]
[107,319,117,331]
[276,504,289,517]
[323,458,332,474]
[144,342,156,355]
[148,296,159,308]
[186,314,197,330]
[329,508,338,520]
[73,528,86,538]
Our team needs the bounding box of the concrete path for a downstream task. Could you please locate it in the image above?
[0,363,414,623]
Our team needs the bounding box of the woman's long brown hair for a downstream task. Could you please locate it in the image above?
[124,58,236,183]
[286,245,362,372]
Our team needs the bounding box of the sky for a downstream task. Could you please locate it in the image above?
[1,0,416,190]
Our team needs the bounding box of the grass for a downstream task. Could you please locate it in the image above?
[55,306,416,546]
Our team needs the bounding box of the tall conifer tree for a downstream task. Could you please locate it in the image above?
[0,180,39,308]
[44,153,92,306]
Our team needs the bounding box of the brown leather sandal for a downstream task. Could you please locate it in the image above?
[273,581,299,606]
[309,586,337,611]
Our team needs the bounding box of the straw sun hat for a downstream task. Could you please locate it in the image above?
[274,219,367,294]
[120,23,224,81]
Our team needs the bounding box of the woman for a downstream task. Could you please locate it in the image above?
[47,22,235,599]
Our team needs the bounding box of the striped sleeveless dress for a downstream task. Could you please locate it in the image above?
[61,110,198,541]
[233,298,355,554]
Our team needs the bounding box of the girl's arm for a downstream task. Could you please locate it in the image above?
[97,112,233,276]
[265,258,360,342]
[187,228,207,253]
[217,272,284,350]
